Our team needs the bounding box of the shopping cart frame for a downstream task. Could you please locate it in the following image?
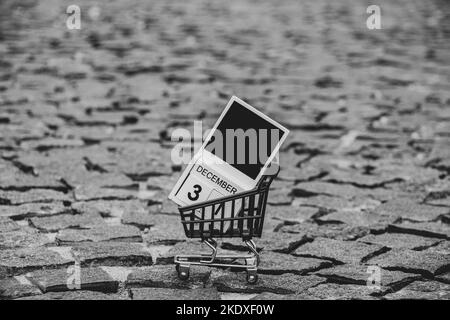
[174,166,280,284]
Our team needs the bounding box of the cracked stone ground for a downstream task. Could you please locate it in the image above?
[0,0,449,300]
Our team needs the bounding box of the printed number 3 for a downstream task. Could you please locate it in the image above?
[188,184,202,201]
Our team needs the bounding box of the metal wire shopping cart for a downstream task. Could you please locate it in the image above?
[175,166,280,284]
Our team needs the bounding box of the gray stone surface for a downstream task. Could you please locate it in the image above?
[0,202,71,219]
[374,199,449,222]
[383,281,450,300]
[292,195,381,213]
[0,247,73,276]
[0,226,52,249]
[122,212,186,244]
[318,210,396,228]
[130,287,220,300]
[250,292,315,300]
[314,264,420,292]
[222,231,308,253]
[388,221,450,239]
[16,290,128,300]
[294,237,385,264]
[26,267,118,293]
[258,251,332,275]
[56,224,142,244]
[126,265,210,289]
[29,212,104,232]
[280,221,371,241]
[212,271,326,294]
[292,182,392,201]
[357,233,442,250]
[0,276,42,299]
[0,189,72,205]
[266,205,319,223]
[70,242,153,267]
[72,200,147,217]
[367,248,450,277]
[305,283,378,300]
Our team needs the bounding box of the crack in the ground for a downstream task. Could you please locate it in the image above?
[387,224,449,240]
[360,247,391,264]
[0,185,69,192]
[1,262,74,278]
[125,172,170,182]
[292,253,345,265]
[424,190,450,204]
[0,198,72,206]
[412,240,445,252]
[294,171,329,184]
[379,266,445,279]
[259,260,335,276]
[319,273,418,297]
[78,256,153,268]
[322,177,405,189]
[10,159,37,176]
[71,196,135,202]
[83,157,108,173]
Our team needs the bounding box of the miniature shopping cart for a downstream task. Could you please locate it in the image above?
[174,166,279,284]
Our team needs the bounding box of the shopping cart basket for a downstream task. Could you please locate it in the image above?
[174,165,280,284]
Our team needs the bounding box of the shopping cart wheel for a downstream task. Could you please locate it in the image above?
[246,270,258,284]
[177,264,190,280]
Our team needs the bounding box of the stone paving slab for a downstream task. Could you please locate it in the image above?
[0,217,21,233]
[317,210,396,229]
[0,247,73,277]
[374,199,450,222]
[426,241,450,256]
[435,272,450,284]
[250,292,314,300]
[16,290,128,300]
[26,267,118,293]
[305,283,378,300]
[0,166,66,191]
[29,212,104,232]
[292,181,393,201]
[122,212,186,244]
[314,264,420,293]
[130,287,220,300]
[258,251,332,275]
[222,231,307,253]
[293,237,386,264]
[292,195,381,215]
[126,265,210,289]
[72,200,147,217]
[56,224,142,244]
[366,248,450,277]
[0,189,72,205]
[383,281,450,300]
[280,221,371,241]
[266,205,319,224]
[212,271,326,295]
[0,227,52,249]
[69,242,153,267]
[425,191,450,207]
[0,276,42,299]
[388,221,450,240]
[357,233,442,250]
[0,202,72,220]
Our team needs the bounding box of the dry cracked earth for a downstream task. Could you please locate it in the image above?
[0,0,450,300]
